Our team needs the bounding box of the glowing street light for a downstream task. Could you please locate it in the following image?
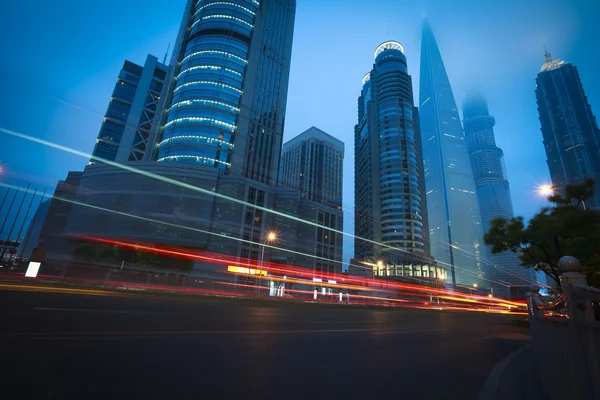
[538,184,554,197]
[258,230,277,293]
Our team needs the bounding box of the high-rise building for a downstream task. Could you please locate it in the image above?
[536,50,600,210]
[280,126,344,208]
[91,55,167,163]
[59,0,298,276]
[275,127,344,277]
[354,41,442,280]
[148,0,296,187]
[419,20,486,287]
[463,92,535,291]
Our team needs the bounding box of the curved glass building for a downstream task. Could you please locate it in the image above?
[152,0,296,185]
[355,41,432,267]
[419,20,486,287]
[157,0,256,168]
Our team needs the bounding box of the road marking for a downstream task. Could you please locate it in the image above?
[0,283,130,297]
[2,327,449,339]
[34,307,177,315]
[371,328,447,335]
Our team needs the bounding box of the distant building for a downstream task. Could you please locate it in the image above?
[277,127,344,277]
[18,200,50,259]
[419,20,486,287]
[37,172,83,270]
[463,92,535,293]
[91,55,168,163]
[536,49,600,210]
[280,127,344,208]
[354,41,433,270]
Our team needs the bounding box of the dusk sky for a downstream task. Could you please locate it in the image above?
[1,0,599,263]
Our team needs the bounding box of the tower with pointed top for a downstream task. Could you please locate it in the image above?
[536,50,600,210]
[419,20,486,287]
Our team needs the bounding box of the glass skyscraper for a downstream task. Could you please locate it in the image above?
[151,0,296,186]
[354,41,432,268]
[60,0,297,270]
[463,92,534,290]
[536,50,600,210]
[419,20,486,287]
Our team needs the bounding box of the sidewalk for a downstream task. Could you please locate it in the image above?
[479,344,546,400]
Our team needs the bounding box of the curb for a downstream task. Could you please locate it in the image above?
[478,344,530,400]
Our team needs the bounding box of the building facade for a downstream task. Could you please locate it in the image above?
[280,126,344,208]
[419,20,486,287]
[91,55,167,163]
[270,188,343,277]
[463,92,535,292]
[276,127,344,276]
[536,50,600,210]
[37,172,83,269]
[149,0,296,186]
[58,0,299,275]
[354,41,432,269]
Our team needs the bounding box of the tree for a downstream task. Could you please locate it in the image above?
[484,179,600,290]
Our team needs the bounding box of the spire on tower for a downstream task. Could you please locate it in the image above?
[543,45,553,63]
[163,43,171,65]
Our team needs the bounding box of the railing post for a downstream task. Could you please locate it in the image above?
[526,285,544,319]
[559,256,595,400]
[558,256,587,308]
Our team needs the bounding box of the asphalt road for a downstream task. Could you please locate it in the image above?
[0,287,530,399]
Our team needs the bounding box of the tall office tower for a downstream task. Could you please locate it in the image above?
[91,55,167,163]
[280,126,344,208]
[419,20,486,287]
[276,127,344,278]
[150,0,296,186]
[63,0,297,273]
[463,93,535,290]
[536,50,600,210]
[354,41,431,268]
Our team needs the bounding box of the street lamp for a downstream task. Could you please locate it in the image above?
[258,231,277,294]
[538,184,554,197]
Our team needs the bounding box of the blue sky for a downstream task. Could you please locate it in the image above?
[1,0,599,263]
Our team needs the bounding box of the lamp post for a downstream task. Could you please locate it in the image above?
[538,184,554,198]
[258,231,277,294]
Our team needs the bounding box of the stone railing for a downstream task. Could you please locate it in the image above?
[526,256,600,400]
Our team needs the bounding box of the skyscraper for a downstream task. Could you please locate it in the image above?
[91,55,167,163]
[280,126,344,208]
[463,92,535,290]
[354,41,441,280]
[60,0,297,271]
[536,50,600,210]
[419,20,486,287]
[275,127,344,277]
[148,0,296,186]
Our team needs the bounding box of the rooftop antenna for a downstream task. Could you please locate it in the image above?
[163,43,171,64]
[543,44,553,63]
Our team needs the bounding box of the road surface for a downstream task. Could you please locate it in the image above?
[0,286,530,399]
